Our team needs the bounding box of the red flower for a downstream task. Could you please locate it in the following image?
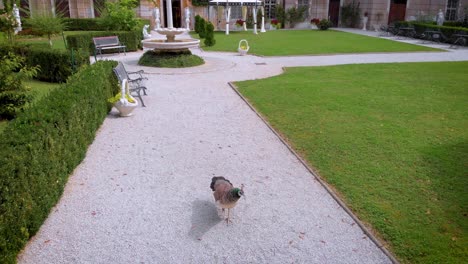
[311,18,320,25]
[271,19,278,25]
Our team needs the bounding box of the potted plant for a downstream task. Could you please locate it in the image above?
[235,19,244,30]
[310,18,320,29]
[108,79,138,117]
[270,19,281,30]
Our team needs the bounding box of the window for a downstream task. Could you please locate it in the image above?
[264,0,276,19]
[298,0,309,9]
[231,6,242,20]
[446,0,459,21]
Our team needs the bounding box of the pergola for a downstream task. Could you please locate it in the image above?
[209,0,265,35]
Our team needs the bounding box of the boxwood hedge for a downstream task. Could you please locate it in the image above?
[66,31,142,54]
[0,60,118,263]
[0,43,89,83]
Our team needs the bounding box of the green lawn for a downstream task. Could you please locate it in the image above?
[0,80,60,134]
[235,61,468,263]
[193,30,441,56]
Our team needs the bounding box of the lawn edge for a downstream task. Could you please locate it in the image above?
[228,81,400,264]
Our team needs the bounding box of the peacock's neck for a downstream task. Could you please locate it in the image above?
[226,189,241,203]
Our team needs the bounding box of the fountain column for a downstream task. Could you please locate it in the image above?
[166,0,174,28]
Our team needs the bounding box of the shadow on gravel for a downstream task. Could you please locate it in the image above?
[189,199,222,240]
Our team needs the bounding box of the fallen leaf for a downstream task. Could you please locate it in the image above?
[44,240,50,244]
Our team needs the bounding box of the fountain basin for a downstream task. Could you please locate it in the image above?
[142,39,200,50]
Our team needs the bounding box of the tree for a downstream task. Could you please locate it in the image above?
[204,22,215,47]
[286,6,307,28]
[99,0,140,31]
[0,0,20,43]
[29,12,67,46]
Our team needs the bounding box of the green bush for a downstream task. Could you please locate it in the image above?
[340,0,361,27]
[66,31,142,54]
[0,61,118,263]
[286,6,307,28]
[195,15,201,33]
[318,19,333,30]
[395,21,468,42]
[0,43,89,83]
[0,53,38,119]
[204,22,216,46]
[63,18,103,31]
[28,12,67,47]
[198,18,207,39]
[98,0,140,31]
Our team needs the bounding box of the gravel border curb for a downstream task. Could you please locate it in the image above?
[228,81,400,264]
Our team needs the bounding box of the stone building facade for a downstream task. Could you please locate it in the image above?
[2,0,467,29]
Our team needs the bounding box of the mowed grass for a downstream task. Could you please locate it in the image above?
[194,30,441,56]
[235,62,468,263]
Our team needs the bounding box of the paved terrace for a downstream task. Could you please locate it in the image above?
[18,30,468,263]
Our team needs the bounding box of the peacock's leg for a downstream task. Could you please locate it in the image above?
[226,209,231,224]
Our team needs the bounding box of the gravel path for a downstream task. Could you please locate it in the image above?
[17,30,468,264]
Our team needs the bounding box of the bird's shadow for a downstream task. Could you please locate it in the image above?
[188,199,222,240]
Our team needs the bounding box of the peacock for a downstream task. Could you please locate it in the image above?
[210,176,244,224]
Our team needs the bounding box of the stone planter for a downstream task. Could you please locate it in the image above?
[114,79,138,117]
[114,98,138,117]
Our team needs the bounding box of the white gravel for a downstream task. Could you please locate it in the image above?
[17,30,468,264]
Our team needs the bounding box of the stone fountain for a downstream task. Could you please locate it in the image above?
[142,0,199,51]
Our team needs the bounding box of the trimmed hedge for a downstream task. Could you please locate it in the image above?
[0,43,89,83]
[0,61,118,263]
[63,18,103,31]
[62,18,151,31]
[66,31,142,54]
[395,21,468,42]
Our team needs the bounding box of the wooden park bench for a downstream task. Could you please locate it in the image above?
[113,62,148,107]
[93,36,126,60]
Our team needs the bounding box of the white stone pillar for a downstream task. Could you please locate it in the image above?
[166,0,173,28]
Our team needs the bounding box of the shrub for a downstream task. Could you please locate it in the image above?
[0,61,118,263]
[195,15,201,33]
[98,0,140,31]
[0,53,38,119]
[204,22,216,46]
[0,43,89,83]
[286,6,307,28]
[0,7,19,43]
[138,50,204,68]
[276,6,286,29]
[198,18,207,39]
[66,31,142,54]
[25,48,89,82]
[318,19,333,30]
[395,21,468,42]
[63,18,102,31]
[340,0,361,27]
[192,0,209,6]
[28,12,67,47]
